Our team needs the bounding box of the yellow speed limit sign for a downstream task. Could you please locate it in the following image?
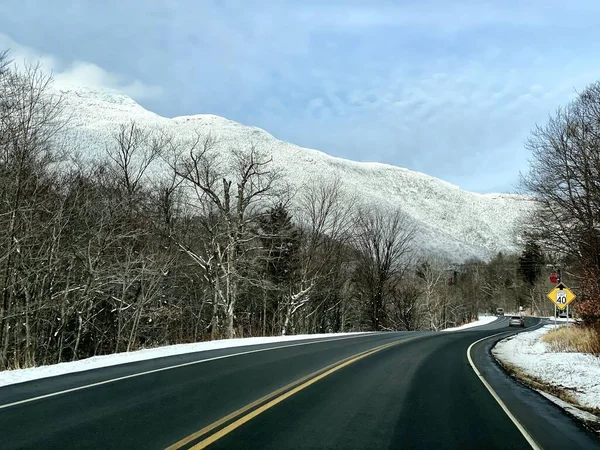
[546,283,576,310]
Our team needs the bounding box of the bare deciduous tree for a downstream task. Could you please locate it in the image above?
[275,178,356,335]
[387,275,423,331]
[167,135,278,338]
[521,82,600,325]
[415,257,451,330]
[107,121,163,201]
[0,59,65,368]
[353,207,416,330]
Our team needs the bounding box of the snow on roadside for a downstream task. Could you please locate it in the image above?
[546,316,583,324]
[536,390,600,424]
[492,325,600,411]
[442,315,498,332]
[0,332,370,388]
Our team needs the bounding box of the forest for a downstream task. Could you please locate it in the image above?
[2,51,596,370]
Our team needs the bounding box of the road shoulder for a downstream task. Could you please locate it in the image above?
[469,320,600,449]
[492,324,600,435]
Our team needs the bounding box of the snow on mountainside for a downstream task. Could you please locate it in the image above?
[56,86,534,261]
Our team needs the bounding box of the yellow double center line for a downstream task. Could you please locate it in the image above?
[167,336,415,450]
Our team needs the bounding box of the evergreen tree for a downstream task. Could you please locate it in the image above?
[259,203,300,286]
[518,240,544,286]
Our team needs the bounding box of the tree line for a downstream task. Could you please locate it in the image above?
[521,80,600,352]
[0,52,545,370]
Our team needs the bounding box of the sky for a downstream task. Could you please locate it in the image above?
[1,0,600,193]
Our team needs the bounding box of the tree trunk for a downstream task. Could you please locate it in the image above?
[210,272,220,340]
[24,288,32,367]
[0,196,19,369]
[225,234,237,339]
[127,305,142,352]
[226,302,235,339]
[262,287,267,336]
[73,314,83,361]
[281,299,292,336]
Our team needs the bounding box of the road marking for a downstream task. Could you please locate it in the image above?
[164,371,321,450]
[169,337,416,450]
[467,322,544,450]
[0,333,383,410]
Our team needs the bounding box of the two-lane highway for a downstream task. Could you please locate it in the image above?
[0,318,598,449]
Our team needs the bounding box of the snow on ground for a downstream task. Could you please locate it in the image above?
[546,316,582,324]
[493,325,600,411]
[536,390,600,424]
[0,332,369,388]
[442,315,498,332]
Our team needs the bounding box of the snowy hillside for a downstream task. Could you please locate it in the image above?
[56,87,533,261]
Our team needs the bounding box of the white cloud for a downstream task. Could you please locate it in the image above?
[0,33,162,101]
[2,0,599,193]
[252,40,600,193]
[293,3,545,32]
[53,61,163,100]
[292,1,600,33]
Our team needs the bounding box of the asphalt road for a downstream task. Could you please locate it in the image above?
[0,317,598,449]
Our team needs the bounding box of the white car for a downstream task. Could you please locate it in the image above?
[508,316,525,327]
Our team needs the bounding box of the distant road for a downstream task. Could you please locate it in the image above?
[0,317,598,449]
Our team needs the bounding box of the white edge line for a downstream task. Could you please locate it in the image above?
[467,322,544,450]
[0,333,379,410]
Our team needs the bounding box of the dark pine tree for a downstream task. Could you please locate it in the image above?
[518,239,544,286]
[259,204,301,286]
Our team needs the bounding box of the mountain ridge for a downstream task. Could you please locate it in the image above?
[55,86,534,262]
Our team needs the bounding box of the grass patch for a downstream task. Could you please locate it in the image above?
[542,325,600,354]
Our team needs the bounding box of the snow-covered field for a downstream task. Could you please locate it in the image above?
[0,332,369,388]
[54,86,533,261]
[493,325,600,412]
[442,315,498,331]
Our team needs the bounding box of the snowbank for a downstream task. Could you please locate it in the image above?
[442,315,498,332]
[537,390,600,425]
[493,325,600,411]
[0,332,369,388]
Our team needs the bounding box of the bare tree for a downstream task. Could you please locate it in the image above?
[0,58,65,368]
[353,207,416,330]
[277,178,355,335]
[167,135,278,338]
[415,257,451,330]
[387,275,423,331]
[521,82,600,324]
[107,121,163,201]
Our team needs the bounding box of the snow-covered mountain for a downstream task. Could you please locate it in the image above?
[57,87,533,262]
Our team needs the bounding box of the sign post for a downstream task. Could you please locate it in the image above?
[546,283,576,327]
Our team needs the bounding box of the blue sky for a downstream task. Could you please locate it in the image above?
[2,0,600,193]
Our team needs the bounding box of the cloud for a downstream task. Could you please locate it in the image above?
[0,33,162,101]
[252,39,600,193]
[53,61,163,100]
[290,0,600,32]
[2,1,600,193]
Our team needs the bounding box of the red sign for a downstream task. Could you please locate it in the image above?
[549,272,558,284]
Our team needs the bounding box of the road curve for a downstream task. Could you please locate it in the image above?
[0,318,598,449]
